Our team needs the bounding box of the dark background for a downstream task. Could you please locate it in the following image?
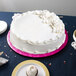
[0,12,76,76]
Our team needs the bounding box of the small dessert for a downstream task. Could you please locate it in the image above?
[26,65,38,76]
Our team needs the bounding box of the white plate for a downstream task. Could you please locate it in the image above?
[0,21,7,34]
[12,60,50,76]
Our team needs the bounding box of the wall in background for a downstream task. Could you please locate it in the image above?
[0,0,76,16]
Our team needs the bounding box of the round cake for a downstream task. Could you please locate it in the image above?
[10,10,66,54]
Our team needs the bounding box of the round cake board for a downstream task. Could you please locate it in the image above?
[7,30,68,58]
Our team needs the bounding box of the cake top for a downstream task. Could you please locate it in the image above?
[11,10,65,44]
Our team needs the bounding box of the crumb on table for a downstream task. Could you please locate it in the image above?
[0,51,4,56]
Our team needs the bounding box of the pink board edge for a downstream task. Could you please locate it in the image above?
[7,30,68,58]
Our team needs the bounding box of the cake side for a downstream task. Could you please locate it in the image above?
[10,31,65,54]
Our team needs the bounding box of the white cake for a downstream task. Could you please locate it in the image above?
[10,10,66,54]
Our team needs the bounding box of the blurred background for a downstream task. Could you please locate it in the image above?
[0,0,76,16]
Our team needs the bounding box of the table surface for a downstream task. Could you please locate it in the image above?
[0,12,76,76]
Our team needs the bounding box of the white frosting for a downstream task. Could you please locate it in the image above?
[11,10,65,43]
[26,65,38,76]
[10,10,66,54]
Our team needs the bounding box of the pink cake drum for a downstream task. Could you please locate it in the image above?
[7,30,68,58]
